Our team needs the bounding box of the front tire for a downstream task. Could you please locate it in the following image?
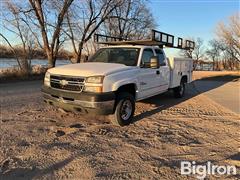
[111,92,135,126]
[174,80,186,98]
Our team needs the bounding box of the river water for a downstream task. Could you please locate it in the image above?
[0,58,71,69]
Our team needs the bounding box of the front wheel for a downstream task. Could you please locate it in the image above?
[173,80,185,98]
[110,92,135,126]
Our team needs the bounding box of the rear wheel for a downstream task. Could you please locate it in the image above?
[174,79,186,98]
[110,92,135,126]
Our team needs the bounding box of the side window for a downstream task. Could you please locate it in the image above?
[155,49,166,65]
[141,49,154,68]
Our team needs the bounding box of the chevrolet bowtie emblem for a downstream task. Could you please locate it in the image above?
[59,79,68,86]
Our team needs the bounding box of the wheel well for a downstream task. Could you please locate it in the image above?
[116,84,136,99]
[181,75,188,83]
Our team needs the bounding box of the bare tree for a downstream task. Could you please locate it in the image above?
[1,1,37,74]
[0,34,22,69]
[180,37,205,69]
[103,0,156,40]
[206,39,221,70]
[218,41,239,70]
[216,13,240,63]
[28,0,74,68]
[65,0,123,63]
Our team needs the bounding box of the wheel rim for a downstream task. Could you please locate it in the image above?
[120,100,132,121]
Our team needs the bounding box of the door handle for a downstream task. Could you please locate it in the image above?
[156,70,160,75]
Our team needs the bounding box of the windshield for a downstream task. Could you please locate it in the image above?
[89,48,140,66]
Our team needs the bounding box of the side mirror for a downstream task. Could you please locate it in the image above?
[150,56,159,69]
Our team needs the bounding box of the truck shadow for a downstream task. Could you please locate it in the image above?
[0,155,76,180]
[133,74,239,122]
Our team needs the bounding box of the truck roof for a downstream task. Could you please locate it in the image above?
[101,44,161,49]
[98,40,164,46]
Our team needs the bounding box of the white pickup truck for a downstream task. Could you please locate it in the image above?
[42,30,194,126]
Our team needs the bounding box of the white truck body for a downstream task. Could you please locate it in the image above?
[47,45,193,100]
[42,44,193,125]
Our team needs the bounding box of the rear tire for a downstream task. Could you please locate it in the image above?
[174,79,186,98]
[110,92,135,126]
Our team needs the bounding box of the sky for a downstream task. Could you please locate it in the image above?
[147,0,239,56]
[1,0,239,57]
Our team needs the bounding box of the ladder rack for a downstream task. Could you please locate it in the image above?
[94,29,195,50]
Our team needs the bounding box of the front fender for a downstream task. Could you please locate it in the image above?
[111,79,139,92]
[103,69,139,92]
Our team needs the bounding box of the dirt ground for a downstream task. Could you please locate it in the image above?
[0,71,239,180]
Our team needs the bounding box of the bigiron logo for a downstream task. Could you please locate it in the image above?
[180,161,237,179]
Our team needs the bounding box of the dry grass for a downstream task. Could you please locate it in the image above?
[193,70,240,80]
[0,65,47,83]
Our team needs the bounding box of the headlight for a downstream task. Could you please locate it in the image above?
[84,86,103,93]
[85,76,104,84]
[44,71,50,87]
[84,76,104,93]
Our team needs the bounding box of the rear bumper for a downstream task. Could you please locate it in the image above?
[41,86,115,115]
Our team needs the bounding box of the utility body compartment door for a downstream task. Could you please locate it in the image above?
[168,57,193,88]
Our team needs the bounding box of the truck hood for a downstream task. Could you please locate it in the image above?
[48,62,134,77]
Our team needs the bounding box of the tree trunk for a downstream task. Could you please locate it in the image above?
[46,49,58,68]
[47,54,54,68]
[75,52,81,63]
[212,58,215,71]
[76,42,84,63]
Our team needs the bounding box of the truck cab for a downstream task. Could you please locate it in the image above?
[42,30,194,126]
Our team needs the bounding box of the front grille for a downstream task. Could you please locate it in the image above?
[50,75,85,92]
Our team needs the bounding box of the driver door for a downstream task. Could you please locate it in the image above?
[154,48,170,91]
[137,48,162,99]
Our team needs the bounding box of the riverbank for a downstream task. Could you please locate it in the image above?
[0,65,46,83]
[0,58,71,83]
[0,58,70,69]
[0,45,71,60]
